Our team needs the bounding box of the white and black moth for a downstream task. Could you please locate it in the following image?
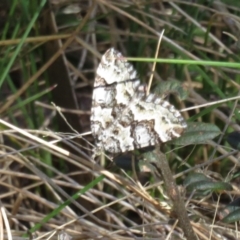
[91,48,187,154]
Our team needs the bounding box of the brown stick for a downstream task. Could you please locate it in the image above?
[143,148,197,240]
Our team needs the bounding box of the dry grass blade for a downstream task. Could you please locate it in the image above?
[1,1,240,239]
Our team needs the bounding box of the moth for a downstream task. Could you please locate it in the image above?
[91,48,187,154]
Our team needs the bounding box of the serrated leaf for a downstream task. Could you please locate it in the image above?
[172,122,221,145]
[153,79,188,100]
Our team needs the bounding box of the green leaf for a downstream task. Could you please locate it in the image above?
[153,79,188,100]
[220,198,240,221]
[222,209,240,223]
[183,173,210,187]
[186,180,232,192]
[172,122,221,145]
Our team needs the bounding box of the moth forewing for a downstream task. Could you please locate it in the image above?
[91,48,187,154]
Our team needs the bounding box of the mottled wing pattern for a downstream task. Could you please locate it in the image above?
[91,48,187,153]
